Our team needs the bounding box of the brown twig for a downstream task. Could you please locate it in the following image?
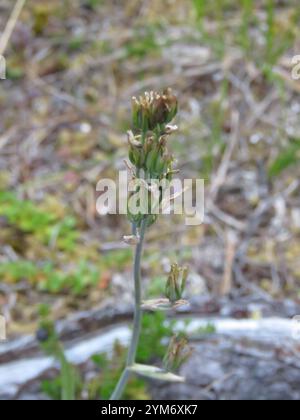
[0,0,27,56]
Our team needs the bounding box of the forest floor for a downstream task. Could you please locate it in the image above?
[0,0,300,400]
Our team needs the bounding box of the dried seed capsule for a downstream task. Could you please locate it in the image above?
[145,149,159,174]
[165,264,189,303]
[132,89,178,131]
[163,335,193,372]
[127,130,143,148]
[155,156,166,174]
[129,148,141,167]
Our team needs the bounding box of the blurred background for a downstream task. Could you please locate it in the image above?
[0,0,300,400]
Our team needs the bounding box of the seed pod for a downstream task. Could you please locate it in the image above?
[127,130,142,148]
[132,96,142,129]
[155,156,166,175]
[181,267,189,296]
[129,147,141,167]
[163,335,193,373]
[131,89,178,131]
[144,136,155,154]
[139,149,146,167]
[165,264,189,303]
[158,135,168,148]
[128,89,179,224]
[145,149,159,174]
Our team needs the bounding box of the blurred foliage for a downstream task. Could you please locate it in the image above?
[126,27,161,58]
[38,305,81,400]
[268,139,300,178]
[38,310,190,400]
[192,0,298,67]
[147,275,166,298]
[1,0,299,400]
[83,0,103,11]
[137,312,176,364]
[197,322,216,336]
[0,192,78,251]
[0,190,134,294]
[0,0,299,348]
[0,251,132,295]
[91,343,149,400]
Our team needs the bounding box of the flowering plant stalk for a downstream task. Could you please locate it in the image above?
[110,89,183,400]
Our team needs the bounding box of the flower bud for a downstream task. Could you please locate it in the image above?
[163,335,193,372]
[165,264,189,304]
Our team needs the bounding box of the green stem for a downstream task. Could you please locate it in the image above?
[110,218,147,400]
[55,344,76,401]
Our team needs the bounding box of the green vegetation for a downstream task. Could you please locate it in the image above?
[1,0,300,401]
[91,343,149,400]
[0,259,100,294]
[268,139,300,178]
[38,305,81,401]
[0,192,78,251]
[137,312,177,364]
[192,0,297,68]
[38,309,187,400]
[110,89,193,400]
[84,0,103,10]
[0,192,133,294]
[126,27,161,58]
